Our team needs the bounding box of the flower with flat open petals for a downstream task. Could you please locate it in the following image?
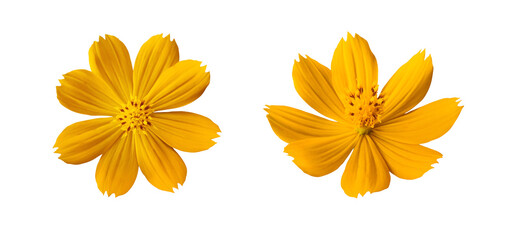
[265,33,462,197]
[55,34,220,197]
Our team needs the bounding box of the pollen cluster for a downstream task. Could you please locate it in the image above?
[343,85,384,134]
[116,99,153,132]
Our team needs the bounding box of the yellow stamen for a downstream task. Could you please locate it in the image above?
[344,84,384,133]
[116,99,153,133]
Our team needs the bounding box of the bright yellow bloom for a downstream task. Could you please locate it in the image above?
[265,33,462,198]
[55,34,220,197]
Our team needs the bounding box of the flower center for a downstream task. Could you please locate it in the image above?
[116,99,153,132]
[343,85,384,134]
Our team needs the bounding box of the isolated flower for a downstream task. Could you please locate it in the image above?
[265,33,462,197]
[55,34,220,197]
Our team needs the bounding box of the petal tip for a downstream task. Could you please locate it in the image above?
[346,32,353,40]
[454,98,464,107]
[426,54,433,62]
[105,34,119,42]
[97,35,107,43]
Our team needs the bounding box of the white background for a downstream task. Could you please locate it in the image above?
[1,0,513,239]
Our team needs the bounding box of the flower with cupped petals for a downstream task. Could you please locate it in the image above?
[55,34,220,197]
[265,33,462,197]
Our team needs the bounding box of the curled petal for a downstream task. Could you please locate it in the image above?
[57,70,123,116]
[134,131,187,192]
[54,117,122,164]
[89,35,133,101]
[285,133,358,177]
[293,55,346,121]
[375,98,462,144]
[331,33,378,98]
[265,105,351,143]
[150,111,220,152]
[380,50,433,122]
[371,134,442,180]
[96,133,138,197]
[144,60,209,111]
[134,34,179,98]
[341,136,390,198]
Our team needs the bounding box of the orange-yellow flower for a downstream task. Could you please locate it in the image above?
[265,33,462,197]
[55,34,220,197]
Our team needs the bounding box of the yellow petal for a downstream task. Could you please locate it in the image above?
[374,98,462,144]
[133,34,179,98]
[143,60,209,111]
[285,133,358,177]
[380,50,433,122]
[265,105,352,143]
[134,131,187,192]
[57,70,123,116]
[54,117,123,164]
[293,55,346,122]
[331,33,378,98]
[95,133,138,197]
[89,35,133,101]
[371,134,442,180]
[341,135,390,198]
[149,111,220,152]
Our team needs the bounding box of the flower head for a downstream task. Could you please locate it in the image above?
[55,34,220,197]
[265,33,462,197]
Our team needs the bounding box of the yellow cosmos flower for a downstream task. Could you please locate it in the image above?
[265,33,462,198]
[54,34,220,197]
